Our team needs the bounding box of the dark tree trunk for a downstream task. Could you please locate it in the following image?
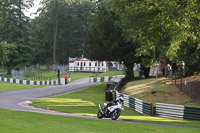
[126,64,134,81]
[53,0,58,64]
[7,67,11,75]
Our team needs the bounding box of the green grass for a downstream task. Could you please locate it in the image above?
[1,109,199,133]
[25,71,95,82]
[0,81,45,91]
[31,83,200,128]
[96,71,125,77]
[134,70,139,77]
[31,71,58,77]
[96,70,139,77]
[31,83,107,116]
[122,77,200,107]
[0,74,11,78]
[24,70,65,81]
[70,73,96,82]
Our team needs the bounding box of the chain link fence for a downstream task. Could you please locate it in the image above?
[174,76,200,102]
[0,66,7,76]
[7,64,69,81]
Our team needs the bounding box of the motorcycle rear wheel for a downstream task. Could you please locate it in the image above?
[111,110,120,120]
[97,111,103,119]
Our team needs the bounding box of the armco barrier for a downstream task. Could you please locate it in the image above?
[116,91,153,115]
[156,103,200,121]
[0,77,68,85]
[184,106,200,121]
[106,78,200,121]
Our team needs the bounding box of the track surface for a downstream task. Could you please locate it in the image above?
[0,78,97,111]
[0,78,199,129]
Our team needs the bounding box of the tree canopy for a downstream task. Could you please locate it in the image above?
[0,0,200,77]
[31,0,95,64]
[85,1,140,80]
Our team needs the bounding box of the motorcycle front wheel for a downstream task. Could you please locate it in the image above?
[97,110,103,119]
[111,109,120,120]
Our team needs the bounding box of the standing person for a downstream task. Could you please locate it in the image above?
[181,61,185,76]
[167,63,173,79]
[166,63,170,78]
[64,74,68,84]
[169,64,173,79]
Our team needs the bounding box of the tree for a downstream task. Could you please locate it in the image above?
[0,0,34,74]
[110,0,200,76]
[0,42,8,64]
[32,0,95,64]
[85,1,140,81]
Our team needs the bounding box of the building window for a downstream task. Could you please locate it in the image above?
[89,62,91,66]
[102,63,104,66]
[78,62,79,66]
[95,62,97,66]
[84,62,86,66]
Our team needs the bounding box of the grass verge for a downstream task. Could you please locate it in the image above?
[70,73,95,82]
[31,83,200,128]
[96,70,139,77]
[0,81,45,91]
[96,71,125,77]
[122,77,200,107]
[1,109,199,133]
[25,72,96,81]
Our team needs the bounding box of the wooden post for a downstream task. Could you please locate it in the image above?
[151,103,154,116]
[53,0,58,64]
[175,65,176,85]
[181,77,182,91]
[190,82,192,98]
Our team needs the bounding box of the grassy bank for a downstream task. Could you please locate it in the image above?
[1,109,199,133]
[0,81,45,91]
[122,77,200,107]
[31,83,200,128]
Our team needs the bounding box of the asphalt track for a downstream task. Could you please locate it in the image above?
[0,78,200,129]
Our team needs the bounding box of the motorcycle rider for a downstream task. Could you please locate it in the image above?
[103,97,124,114]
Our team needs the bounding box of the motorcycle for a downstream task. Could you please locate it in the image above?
[97,99,124,120]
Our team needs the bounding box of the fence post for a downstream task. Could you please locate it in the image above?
[175,65,176,85]
[181,78,182,91]
[151,103,154,115]
[190,81,192,98]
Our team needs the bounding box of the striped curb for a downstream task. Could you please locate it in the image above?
[116,91,153,116]
[89,75,125,83]
[89,76,113,83]
[0,77,70,85]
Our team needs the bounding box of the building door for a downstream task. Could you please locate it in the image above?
[81,62,83,71]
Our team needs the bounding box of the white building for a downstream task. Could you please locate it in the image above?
[68,57,124,72]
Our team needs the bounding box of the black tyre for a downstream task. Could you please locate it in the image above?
[97,111,103,119]
[111,110,120,120]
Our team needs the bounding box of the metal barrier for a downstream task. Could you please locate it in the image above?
[156,103,200,121]
[116,91,153,116]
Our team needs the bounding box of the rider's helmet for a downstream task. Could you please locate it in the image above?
[119,97,124,103]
